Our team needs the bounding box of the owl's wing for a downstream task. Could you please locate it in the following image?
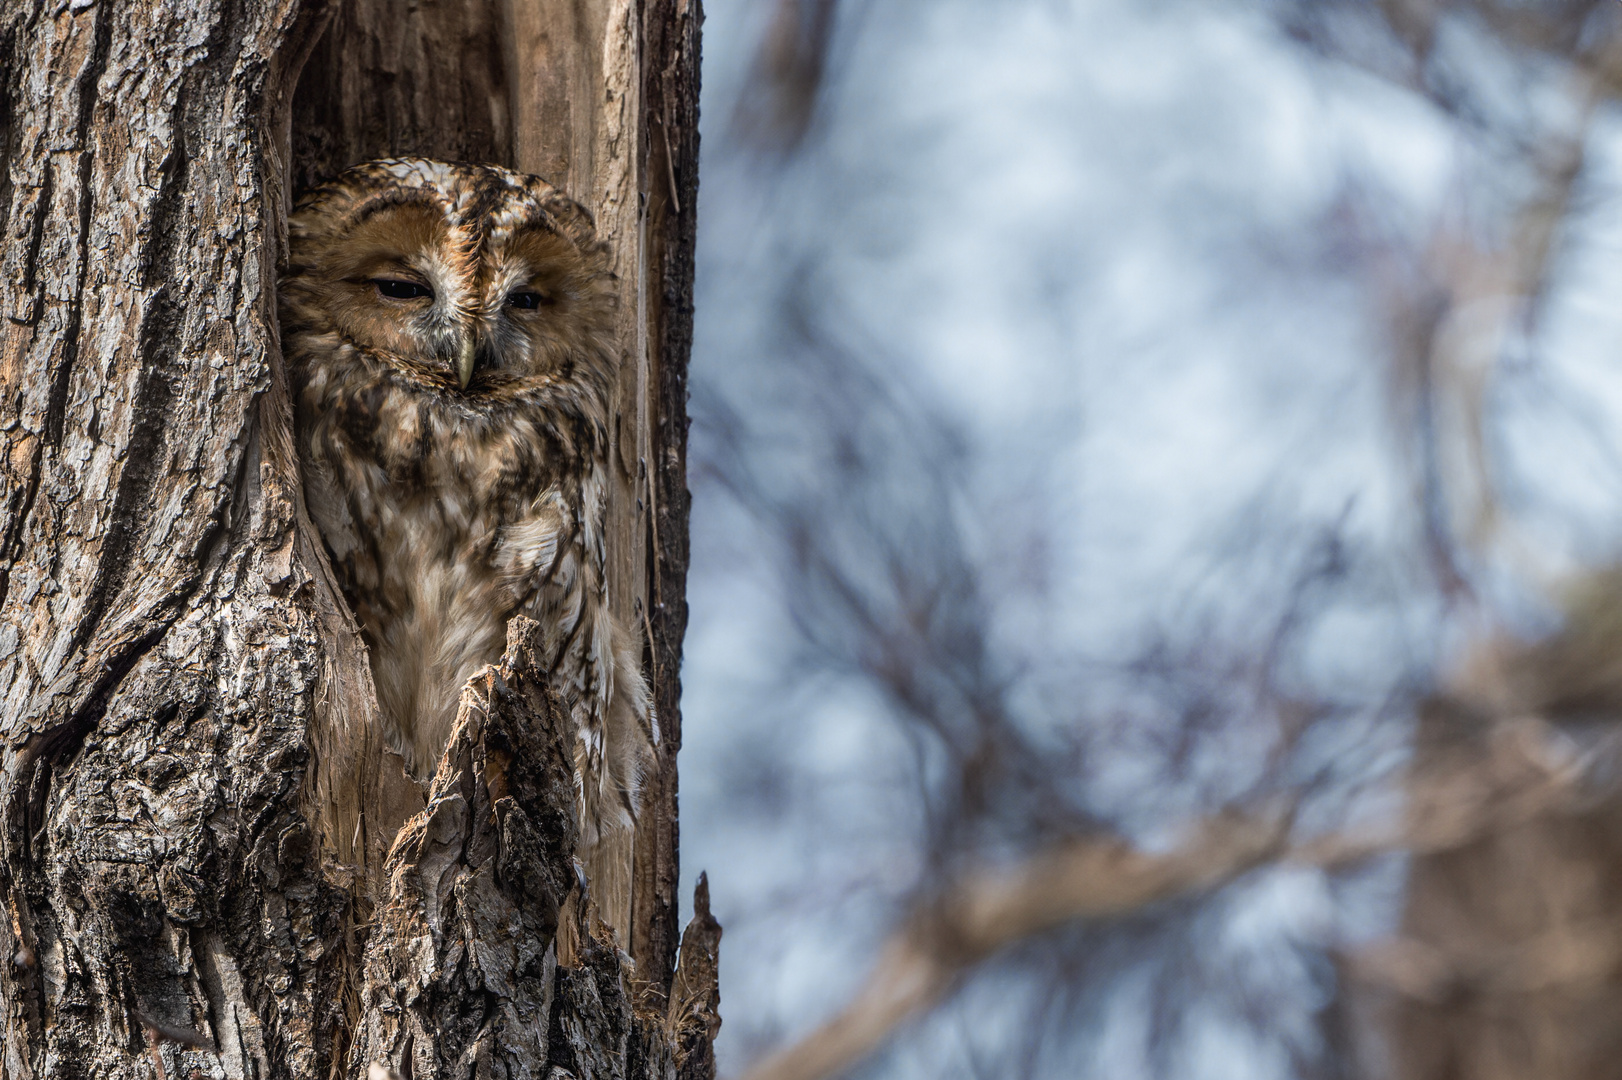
[495,485,654,843]
[303,451,377,595]
[494,488,571,607]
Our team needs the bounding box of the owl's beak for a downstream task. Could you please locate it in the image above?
[457,336,477,389]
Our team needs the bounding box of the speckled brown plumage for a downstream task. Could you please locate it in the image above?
[281,158,651,844]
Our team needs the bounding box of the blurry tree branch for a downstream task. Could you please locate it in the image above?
[740,811,1289,1080]
[1326,5,1622,596]
[733,0,843,152]
[740,684,1612,1080]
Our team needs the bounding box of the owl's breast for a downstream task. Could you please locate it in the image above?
[310,359,553,493]
[296,357,575,773]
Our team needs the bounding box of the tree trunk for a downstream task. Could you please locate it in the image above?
[1360,696,1622,1079]
[0,1,711,1077]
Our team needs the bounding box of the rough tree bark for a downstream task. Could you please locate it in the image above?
[0,1,711,1077]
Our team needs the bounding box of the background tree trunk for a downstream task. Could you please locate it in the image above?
[0,0,710,1076]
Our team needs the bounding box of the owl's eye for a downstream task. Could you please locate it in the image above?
[506,290,552,309]
[372,278,433,301]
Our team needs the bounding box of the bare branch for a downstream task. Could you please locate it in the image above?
[742,695,1604,1080]
[741,811,1290,1080]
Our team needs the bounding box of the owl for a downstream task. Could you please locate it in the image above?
[280,158,652,846]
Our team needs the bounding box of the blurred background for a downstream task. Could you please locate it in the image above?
[677,2,1622,1077]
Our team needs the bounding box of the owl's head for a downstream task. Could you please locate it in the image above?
[281,158,616,396]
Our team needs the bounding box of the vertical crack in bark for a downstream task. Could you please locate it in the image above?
[0,7,51,615]
[0,25,16,270]
[10,6,113,652]
[61,353,175,664]
[0,152,57,616]
[3,163,45,329]
[138,91,197,293]
[0,419,43,616]
[42,4,113,447]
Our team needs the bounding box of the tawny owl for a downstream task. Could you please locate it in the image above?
[280,158,652,845]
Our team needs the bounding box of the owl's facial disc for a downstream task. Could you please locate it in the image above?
[289,185,616,395]
[301,199,487,387]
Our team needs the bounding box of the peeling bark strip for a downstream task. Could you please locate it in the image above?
[636,0,701,1001]
[0,1,708,1077]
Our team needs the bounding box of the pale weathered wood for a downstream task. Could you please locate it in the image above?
[0,0,709,1076]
